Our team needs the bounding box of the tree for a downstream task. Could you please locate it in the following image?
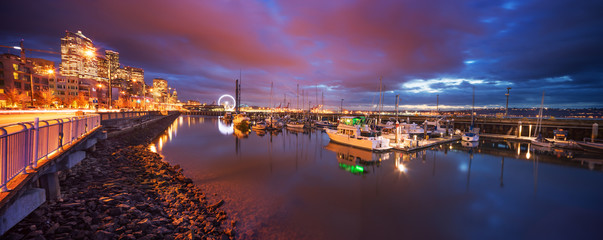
[60,96,74,108]
[35,88,58,108]
[4,87,27,108]
[74,94,88,109]
[116,96,131,109]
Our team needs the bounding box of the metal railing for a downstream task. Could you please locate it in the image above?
[0,114,101,192]
[99,111,159,121]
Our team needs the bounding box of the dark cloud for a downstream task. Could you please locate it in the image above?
[1,0,601,109]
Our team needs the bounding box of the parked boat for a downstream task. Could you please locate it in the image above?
[553,129,568,141]
[531,92,551,148]
[252,121,267,130]
[266,117,284,130]
[325,116,391,151]
[462,87,479,142]
[577,141,603,152]
[233,113,250,125]
[286,121,305,129]
[462,132,479,142]
[315,120,337,129]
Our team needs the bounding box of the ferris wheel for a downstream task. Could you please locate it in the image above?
[218,94,236,111]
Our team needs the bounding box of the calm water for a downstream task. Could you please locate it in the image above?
[151,116,603,240]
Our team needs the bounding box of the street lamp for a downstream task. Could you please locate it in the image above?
[45,68,57,108]
[505,87,511,118]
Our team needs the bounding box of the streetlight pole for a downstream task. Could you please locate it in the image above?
[395,94,399,123]
[142,81,146,111]
[108,58,112,109]
[505,87,511,118]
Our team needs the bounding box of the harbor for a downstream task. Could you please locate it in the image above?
[184,110,602,153]
[2,0,603,239]
[150,115,603,239]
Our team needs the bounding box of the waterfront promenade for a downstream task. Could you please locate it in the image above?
[0,111,235,239]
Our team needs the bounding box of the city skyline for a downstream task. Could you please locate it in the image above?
[1,0,602,110]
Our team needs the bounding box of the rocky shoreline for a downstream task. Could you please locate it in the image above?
[4,114,236,240]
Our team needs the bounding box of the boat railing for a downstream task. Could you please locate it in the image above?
[582,138,603,144]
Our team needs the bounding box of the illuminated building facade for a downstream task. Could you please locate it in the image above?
[0,54,51,107]
[97,56,108,80]
[60,31,97,79]
[153,78,168,103]
[105,50,119,80]
[124,66,144,95]
[49,75,79,103]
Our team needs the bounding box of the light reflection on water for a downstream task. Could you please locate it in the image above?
[151,116,603,240]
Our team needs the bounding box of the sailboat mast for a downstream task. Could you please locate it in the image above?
[315,85,319,120]
[379,76,383,124]
[471,87,475,130]
[537,91,545,135]
[239,69,242,112]
[321,91,324,109]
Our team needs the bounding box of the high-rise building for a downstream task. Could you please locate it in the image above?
[153,78,168,103]
[125,66,144,83]
[60,31,97,79]
[124,66,144,95]
[96,56,108,80]
[105,50,119,81]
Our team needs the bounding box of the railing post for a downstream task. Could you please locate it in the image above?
[19,123,29,174]
[44,120,50,160]
[33,118,39,168]
[1,128,8,192]
[58,119,64,149]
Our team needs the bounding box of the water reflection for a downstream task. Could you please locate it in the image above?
[217,118,233,135]
[149,116,181,153]
[151,116,603,240]
[324,142,389,175]
[233,127,249,138]
[461,140,479,148]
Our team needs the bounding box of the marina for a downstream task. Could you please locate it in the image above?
[150,115,603,239]
[2,0,603,238]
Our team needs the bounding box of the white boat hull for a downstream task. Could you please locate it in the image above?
[287,123,305,129]
[531,139,552,148]
[326,129,391,151]
[462,133,479,142]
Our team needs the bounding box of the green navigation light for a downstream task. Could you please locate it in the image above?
[339,163,366,175]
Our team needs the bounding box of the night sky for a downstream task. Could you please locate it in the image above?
[2,0,602,110]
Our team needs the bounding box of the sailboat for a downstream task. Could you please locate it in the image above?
[531,92,552,148]
[462,87,479,142]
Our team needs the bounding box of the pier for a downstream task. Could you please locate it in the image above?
[390,136,461,151]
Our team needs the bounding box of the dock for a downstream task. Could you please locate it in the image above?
[390,136,461,152]
[480,133,535,142]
